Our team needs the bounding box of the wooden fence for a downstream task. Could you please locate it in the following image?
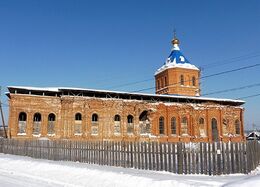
[0,139,259,175]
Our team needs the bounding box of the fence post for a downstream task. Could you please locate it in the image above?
[177,142,183,174]
[0,138,3,153]
[216,142,221,175]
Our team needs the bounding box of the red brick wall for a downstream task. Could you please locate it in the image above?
[8,94,245,142]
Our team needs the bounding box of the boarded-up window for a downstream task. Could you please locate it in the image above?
[114,115,121,135]
[74,113,82,135]
[159,117,165,135]
[48,113,55,135]
[171,117,177,135]
[127,115,134,134]
[33,113,41,135]
[18,112,27,134]
[222,118,228,136]
[139,111,151,134]
[235,119,241,135]
[199,117,206,137]
[181,117,188,135]
[91,113,98,135]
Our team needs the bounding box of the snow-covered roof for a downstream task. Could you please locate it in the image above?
[7,86,59,92]
[155,43,199,75]
[7,86,245,106]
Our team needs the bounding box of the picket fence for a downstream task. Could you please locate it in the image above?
[0,139,259,175]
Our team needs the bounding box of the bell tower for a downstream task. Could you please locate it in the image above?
[155,33,200,96]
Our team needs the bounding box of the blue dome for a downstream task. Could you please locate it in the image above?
[168,48,190,64]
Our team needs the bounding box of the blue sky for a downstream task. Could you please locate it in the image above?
[0,0,259,129]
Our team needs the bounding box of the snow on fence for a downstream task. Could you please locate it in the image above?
[0,139,259,175]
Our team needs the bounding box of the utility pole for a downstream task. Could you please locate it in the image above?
[0,86,7,138]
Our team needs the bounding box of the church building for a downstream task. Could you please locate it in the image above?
[6,34,245,142]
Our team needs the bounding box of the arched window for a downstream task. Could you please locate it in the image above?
[127,115,134,134]
[165,76,167,86]
[75,113,82,121]
[33,113,41,122]
[171,117,177,135]
[114,115,120,121]
[161,78,164,88]
[48,113,55,135]
[192,76,196,86]
[211,118,219,141]
[91,113,98,135]
[92,113,98,122]
[33,113,41,135]
[181,117,188,135]
[139,111,151,134]
[157,80,160,89]
[235,119,241,135]
[159,117,165,135]
[114,114,121,135]
[18,112,27,134]
[199,117,206,137]
[222,118,228,136]
[48,113,55,121]
[180,75,184,85]
[19,112,27,121]
[75,113,82,135]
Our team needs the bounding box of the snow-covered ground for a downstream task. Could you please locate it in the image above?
[0,153,259,187]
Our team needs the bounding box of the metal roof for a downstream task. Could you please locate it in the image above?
[6,86,245,106]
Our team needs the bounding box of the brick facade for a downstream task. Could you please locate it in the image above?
[8,92,245,142]
[155,67,200,96]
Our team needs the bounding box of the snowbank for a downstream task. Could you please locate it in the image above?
[0,153,259,187]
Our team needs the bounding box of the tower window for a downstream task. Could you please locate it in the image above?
[180,75,184,85]
[165,76,167,86]
[192,76,196,86]
[161,78,164,88]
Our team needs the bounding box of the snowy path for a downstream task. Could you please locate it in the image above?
[0,153,259,187]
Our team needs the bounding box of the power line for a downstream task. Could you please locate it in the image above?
[201,52,260,69]
[201,63,260,79]
[132,63,260,92]
[103,51,260,90]
[237,93,260,100]
[202,83,260,96]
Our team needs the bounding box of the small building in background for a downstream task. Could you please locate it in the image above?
[246,131,260,140]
